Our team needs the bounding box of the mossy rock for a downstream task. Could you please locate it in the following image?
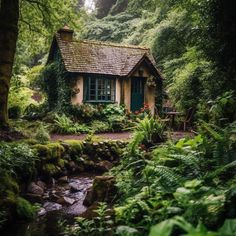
[57,158,66,168]
[0,173,19,196]
[0,173,19,207]
[33,143,65,161]
[42,163,61,176]
[16,197,36,221]
[63,140,84,158]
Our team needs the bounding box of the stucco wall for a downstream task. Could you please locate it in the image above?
[123,78,131,111]
[71,69,157,115]
[116,78,121,104]
[71,75,121,105]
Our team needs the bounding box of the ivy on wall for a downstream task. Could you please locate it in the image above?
[39,51,72,113]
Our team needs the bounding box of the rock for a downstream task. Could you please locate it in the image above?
[57,176,68,183]
[36,180,46,190]
[57,196,75,205]
[27,182,44,196]
[66,202,87,216]
[43,202,62,212]
[50,193,61,202]
[38,207,47,217]
[95,160,113,172]
[83,176,117,206]
[69,182,82,192]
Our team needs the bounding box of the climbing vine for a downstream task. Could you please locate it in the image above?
[39,51,72,113]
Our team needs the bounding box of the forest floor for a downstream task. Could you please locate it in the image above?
[51,131,195,141]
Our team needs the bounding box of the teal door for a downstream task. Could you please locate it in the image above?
[131,77,144,112]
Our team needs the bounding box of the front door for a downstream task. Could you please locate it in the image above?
[131,77,144,112]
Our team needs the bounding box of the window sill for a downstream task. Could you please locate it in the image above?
[83,100,116,104]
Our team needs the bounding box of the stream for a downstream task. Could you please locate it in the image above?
[1,174,95,236]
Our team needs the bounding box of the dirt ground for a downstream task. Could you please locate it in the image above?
[50,131,195,141]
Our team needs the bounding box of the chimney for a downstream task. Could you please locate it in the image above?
[57,26,74,41]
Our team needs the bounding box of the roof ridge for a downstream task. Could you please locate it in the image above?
[55,33,149,50]
[74,39,149,50]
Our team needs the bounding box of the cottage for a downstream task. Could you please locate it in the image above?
[47,27,163,114]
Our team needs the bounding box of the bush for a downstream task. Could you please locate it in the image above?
[102,104,126,117]
[132,116,165,147]
[53,114,77,134]
[91,120,110,133]
[35,124,50,143]
[0,142,38,181]
[108,115,127,132]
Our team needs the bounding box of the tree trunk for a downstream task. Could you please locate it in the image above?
[0,0,19,129]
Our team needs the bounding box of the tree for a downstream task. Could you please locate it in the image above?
[0,0,80,129]
[0,0,19,129]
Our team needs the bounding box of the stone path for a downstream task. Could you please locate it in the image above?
[51,131,194,141]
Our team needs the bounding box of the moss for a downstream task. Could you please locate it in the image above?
[33,142,65,161]
[57,158,66,168]
[16,197,36,220]
[64,140,84,158]
[0,173,19,206]
[42,163,61,176]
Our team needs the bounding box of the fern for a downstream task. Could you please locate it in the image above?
[169,153,201,175]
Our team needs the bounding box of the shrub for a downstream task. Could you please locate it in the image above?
[91,120,110,133]
[102,104,126,117]
[108,115,127,132]
[0,142,37,181]
[53,113,91,134]
[35,124,50,143]
[131,116,165,148]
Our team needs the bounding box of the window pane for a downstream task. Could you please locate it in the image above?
[86,77,115,101]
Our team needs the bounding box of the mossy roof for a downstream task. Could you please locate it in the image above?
[49,33,163,78]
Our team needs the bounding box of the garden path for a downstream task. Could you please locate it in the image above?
[50,131,194,141]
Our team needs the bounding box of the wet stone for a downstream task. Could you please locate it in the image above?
[38,208,47,217]
[57,196,75,205]
[57,176,68,183]
[27,182,44,196]
[43,202,62,212]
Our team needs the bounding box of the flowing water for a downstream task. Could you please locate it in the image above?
[1,174,95,236]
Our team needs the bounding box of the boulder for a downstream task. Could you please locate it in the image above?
[27,182,44,196]
[36,180,47,190]
[57,196,75,205]
[69,182,82,192]
[83,176,117,206]
[43,202,62,212]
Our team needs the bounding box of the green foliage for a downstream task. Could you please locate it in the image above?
[108,119,236,235]
[102,104,126,117]
[149,217,236,236]
[35,123,50,143]
[16,197,37,221]
[61,202,113,236]
[0,142,37,181]
[131,116,165,147]
[90,120,110,133]
[53,113,91,134]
